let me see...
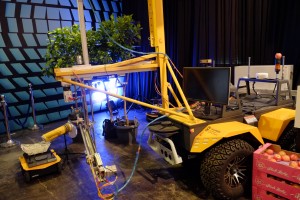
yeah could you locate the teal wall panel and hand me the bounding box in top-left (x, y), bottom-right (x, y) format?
top-left (32, 90), bottom-right (46, 98)
top-left (0, 49), bottom-right (9, 61)
top-left (27, 77), bottom-right (44, 85)
top-left (2, 93), bottom-right (18, 103)
top-left (12, 77), bottom-right (28, 87)
top-left (22, 19), bottom-right (34, 33)
top-left (0, 64), bottom-right (13, 76)
top-left (34, 6), bottom-right (47, 19)
top-left (0, 79), bottom-right (16, 90)
top-left (5, 3), bottom-right (16, 18)
top-left (7, 18), bottom-right (18, 32)
top-left (35, 19), bottom-right (49, 33)
top-left (25, 63), bottom-right (42, 72)
top-left (36, 34), bottom-right (47, 46)
top-left (0, 34), bottom-right (5, 47)
top-left (20, 4), bottom-right (32, 18)
top-left (10, 49), bottom-right (26, 60)
top-left (8, 33), bottom-right (22, 47)
top-left (24, 49), bottom-right (40, 60)
top-left (14, 91), bottom-right (30, 100)
top-left (11, 63), bottom-right (28, 74)
top-left (0, 0), bottom-right (122, 135)
top-left (23, 34), bottom-right (37, 46)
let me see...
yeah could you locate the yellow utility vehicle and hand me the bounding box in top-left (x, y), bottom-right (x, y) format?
top-left (52, 0), bottom-right (299, 199)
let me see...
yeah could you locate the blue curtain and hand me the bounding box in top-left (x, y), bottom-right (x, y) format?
top-left (124, 0), bottom-right (300, 93)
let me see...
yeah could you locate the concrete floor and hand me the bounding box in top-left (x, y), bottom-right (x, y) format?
top-left (0, 108), bottom-right (215, 200)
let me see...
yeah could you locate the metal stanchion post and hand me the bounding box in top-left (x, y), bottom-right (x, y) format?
top-left (28, 83), bottom-right (43, 130)
top-left (0, 95), bottom-right (17, 147)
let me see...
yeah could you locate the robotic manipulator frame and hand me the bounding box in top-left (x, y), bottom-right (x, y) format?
top-left (50, 0), bottom-right (234, 198)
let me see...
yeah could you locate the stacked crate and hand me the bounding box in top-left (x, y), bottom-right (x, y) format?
top-left (253, 143), bottom-right (300, 199)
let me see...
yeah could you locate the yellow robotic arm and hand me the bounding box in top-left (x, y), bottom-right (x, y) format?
top-left (41, 122), bottom-right (77, 142)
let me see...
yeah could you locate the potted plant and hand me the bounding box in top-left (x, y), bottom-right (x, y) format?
top-left (43, 14), bottom-right (141, 75)
top-left (44, 14), bottom-right (142, 143)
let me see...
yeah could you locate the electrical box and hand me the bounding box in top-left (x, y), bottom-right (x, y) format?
top-left (234, 65), bottom-right (293, 91)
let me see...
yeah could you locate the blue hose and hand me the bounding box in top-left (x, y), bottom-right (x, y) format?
top-left (114, 114), bottom-right (168, 197)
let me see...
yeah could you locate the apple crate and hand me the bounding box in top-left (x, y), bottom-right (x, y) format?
top-left (253, 186), bottom-right (282, 200)
top-left (252, 143), bottom-right (300, 200)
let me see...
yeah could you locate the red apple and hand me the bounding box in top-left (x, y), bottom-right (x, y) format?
top-left (282, 155), bottom-right (290, 162)
top-left (290, 153), bottom-right (299, 161)
top-left (273, 154), bottom-right (282, 161)
top-left (263, 153), bottom-right (273, 160)
top-left (268, 158), bottom-right (277, 162)
top-left (289, 161), bottom-right (299, 168)
top-left (266, 149), bottom-right (274, 155)
top-left (278, 150), bottom-right (286, 156)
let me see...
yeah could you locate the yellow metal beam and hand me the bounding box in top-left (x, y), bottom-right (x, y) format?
top-left (54, 54), bottom-right (158, 78)
top-left (60, 78), bottom-right (204, 125)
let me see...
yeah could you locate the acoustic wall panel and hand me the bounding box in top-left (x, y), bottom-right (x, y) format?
top-left (23, 34), bottom-right (38, 46)
top-left (7, 18), bottom-right (18, 32)
top-left (45, 100), bottom-right (59, 108)
top-left (24, 49), bottom-right (40, 59)
top-left (59, 8), bottom-right (72, 20)
top-left (59, 0), bottom-right (71, 7)
top-left (2, 93), bottom-right (18, 103)
top-left (25, 63), bottom-right (42, 72)
top-left (8, 33), bottom-right (22, 47)
top-left (35, 19), bottom-right (49, 33)
top-left (0, 34), bottom-right (5, 47)
top-left (45, 0), bottom-right (59, 5)
top-left (0, 49), bottom-right (9, 61)
top-left (37, 49), bottom-right (46, 57)
top-left (22, 19), bottom-right (34, 33)
top-left (17, 104), bottom-right (30, 114)
top-left (0, 64), bottom-right (12, 76)
top-left (36, 34), bottom-right (47, 45)
top-left (34, 6), bottom-right (47, 19)
top-left (111, 1), bottom-right (119, 12)
top-left (14, 91), bottom-right (30, 100)
top-left (48, 20), bottom-right (61, 31)
top-left (5, 3), bottom-right (16, 17)
top-left (10, 49), bottom-right (25, 60)
top-left (11, 63), bottom-right (28, 74)
top-left (47, 7), bottom-right (60, 19)
top-left (8, 107), bottom-right (20, 117)
top-left (12, 78), bottom-right (28, 87)
top-left (27, 77), bottom-right (44, 84)
top-left (0, 0), bottom-right (122, 135)
top-left (20, 4), bottom-right (32, 18)
top-left (102, 1), bottom-right (109, 11)
top-left (0, 79), bottom-right (15, 90)
top-left (32, 90), bottom-right (46, 98)
top-left (31, 0), bottom-right (44, 4)
top-left (34, 102), bottom-right (48, 111)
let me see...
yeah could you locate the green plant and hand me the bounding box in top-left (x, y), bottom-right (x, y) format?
top-left (43, 14), bottom-right (141, 76)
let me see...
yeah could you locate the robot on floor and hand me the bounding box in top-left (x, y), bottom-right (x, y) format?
top-left (19, 121), bottom-right (77, 182)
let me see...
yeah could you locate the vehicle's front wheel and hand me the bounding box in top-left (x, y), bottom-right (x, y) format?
top-left (200, 139), bottom-right (254, 200)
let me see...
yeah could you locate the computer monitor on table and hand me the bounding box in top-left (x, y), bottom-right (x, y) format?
top-left (183, 67), bottom-right (231, 115)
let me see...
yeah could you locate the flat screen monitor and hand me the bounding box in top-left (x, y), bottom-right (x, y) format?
top-left (183, 67), bottom-right (231, 105)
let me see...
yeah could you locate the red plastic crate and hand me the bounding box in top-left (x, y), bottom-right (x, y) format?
top-left (252, 185), bottom-right (281, 200)
top-left (252, 143), bottom-right (300, 200)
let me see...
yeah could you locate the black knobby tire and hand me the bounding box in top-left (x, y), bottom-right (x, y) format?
top-left (200, 139), bottom-right (254, 200)
top-left (277, 121), bottom-right (299, 152)
top-left (24, 171), bottom-right (31, 182)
